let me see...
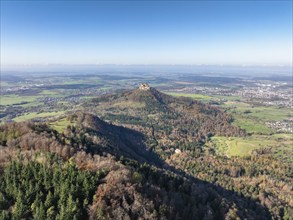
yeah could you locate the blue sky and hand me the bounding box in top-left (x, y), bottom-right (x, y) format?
top-left (1, 1), bottom-right (292, 66)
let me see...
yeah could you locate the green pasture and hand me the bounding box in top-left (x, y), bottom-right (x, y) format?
top-left (227, 104), bottom-right (292, 122)
top-left (166, 93), bottom-right (291, 134)
top-left (0, 95), bottom-right (39, 106)
top-left (167, 92), bottom-right (212, 100)
top-left (213, 95), bottom-right (242, 101)
top-left (220, 100), bottom-right (292, 134)
top-left (167, 92), bottom-right (242, 102)
top-left (245, 107), bottom-right (292, 121)
top-left (49, 117), bottom-right (75, 133)
top-left (272, 133), bottom-right (293, 139)
top-left (40, 90), bottom-right (60, 96)
top-left (13, 111), bottom-right (65, 122)
top-left (221, 101), bottom-right (251, 108)
top-left (60, 77), bottom-right (101, 85)
top-left (211, 135), bottom-right (293, 162)
top-left (232, 115), bottom-right (273, 134)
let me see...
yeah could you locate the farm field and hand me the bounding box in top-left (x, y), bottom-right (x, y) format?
top-left (224, 102), bottom-right (292, 122)
top-left (232, 115), bottom-right (273, 134)
top-left (13, 111), bottom-right (65, 122)
top-left (168, 92), bottom-right (292, 134)
top-left (166, 92), bottom-right (212, 100)
top-left (0, 95), bottom-right (39, 106)
top-left (168, 91), bottom-right (293, 163)
top-left (210, 135), bottom-right (293, 162)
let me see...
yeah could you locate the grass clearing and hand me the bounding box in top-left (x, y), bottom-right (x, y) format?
top-left (247, 107), bottom-right (292, 121)
top-left (0, 95), bottom-right (39, 106)
top-left (211, 135), bottom-right (293, 162)
top-left (221, 101), bottom-right (292, 134)
top-left (60, 77), bottom-right (100, 85)
top-left (167, 92), bottom-right (211, 100)
top-left (40, 90), bottom-right (60, 96)
top-left (272, 133), bottom-right (293, 140)
top-left (232, 115), bottom-right (273, 134)
top-left (13, 111), bottom-right (65, 122)
top-left (223, 102), bottom-right (292, 122)
top-left (167, 92), bottom-right (242, 102)
top-left (222, 101), bottom-right (251, 108)
top-left (211, 136), bottom-right (264, 157)
top-left (49, 117), bottom-right (75, 133)
top-left (213, 95), bottom-right (242, 101)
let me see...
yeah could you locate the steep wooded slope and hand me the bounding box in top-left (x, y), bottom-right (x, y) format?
top-left (0, 113), bottom-right (272, 220)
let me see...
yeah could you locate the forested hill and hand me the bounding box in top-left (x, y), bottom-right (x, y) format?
top-left (0, 113), bottom-right (272, 219)
top-left (84, 84), bottom-right (245, 153)
top-left (0, 85), bottom-right (292, 219)
top-left (0, 112), bottom-right (160, 165)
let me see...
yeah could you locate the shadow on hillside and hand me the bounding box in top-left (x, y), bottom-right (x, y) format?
top-left (88, 122), bottom-right (272, 219)
top-left (84, 122), bottom-right (164, 166)
top-left (0, 118), bottom-right (272, 219)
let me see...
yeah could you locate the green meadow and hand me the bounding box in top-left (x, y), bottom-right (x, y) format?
top-left (169, 92), bottom-right (293, 163)
top-left (13, 111), bottom-right (65, 122)
top-left (168, 92), bottom-right (292, 134)
top-left (166, 92), bottom-right (212, 100)
top-left (224, 101), bottom-right (292, 122)
top-left (232, 115), bottom-right (273, 134)
top-left (224, 102), bottom-right (292, 134)
top-left (49, 117), bottom-right (75, 133)
top-left (0, 95), bottom-right (39, 106)
top-left (39, 90), bottom-right (60, 96)
top-left (211, 135), bottom-right (293, 162)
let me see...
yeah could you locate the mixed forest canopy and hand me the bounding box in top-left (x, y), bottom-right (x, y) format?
top-left (0, 84), bottom-right (292, 219)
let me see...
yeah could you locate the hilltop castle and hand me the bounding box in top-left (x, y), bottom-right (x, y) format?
top-left (139, 83), bottom-right (150, 90)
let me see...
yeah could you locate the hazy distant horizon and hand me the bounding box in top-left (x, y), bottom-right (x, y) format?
top-left (1, 64), bottom-right (292, 77)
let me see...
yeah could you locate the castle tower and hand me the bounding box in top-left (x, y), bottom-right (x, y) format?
top-left (139, 83), bottom-right (150, 90)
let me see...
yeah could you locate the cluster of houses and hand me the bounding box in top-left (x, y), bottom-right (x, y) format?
top-left (266, 120), bottom-right (293, 133)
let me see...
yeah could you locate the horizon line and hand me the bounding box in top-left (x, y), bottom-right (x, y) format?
top-left (1, 63), bottom-right (292, 67)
